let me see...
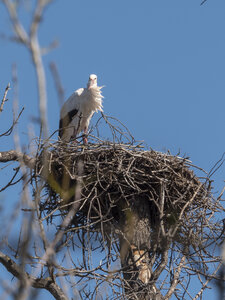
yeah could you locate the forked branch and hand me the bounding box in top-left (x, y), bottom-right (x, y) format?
top-left (0, 251), bottom-right (68, 300)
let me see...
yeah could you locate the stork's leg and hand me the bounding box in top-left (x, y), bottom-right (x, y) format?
top-left (83, 127), bottom-right (88, 145)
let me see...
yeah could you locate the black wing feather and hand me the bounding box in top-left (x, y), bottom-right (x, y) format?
top-left (59, 108), bottom-right (79, 138)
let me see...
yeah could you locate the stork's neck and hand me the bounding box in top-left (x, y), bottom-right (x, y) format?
top-left (86, 86), bottom-right (99, 98)
top-left (83, 86), bottom-right (103, 113)
top-left (87, 82), bottom-right (97, 89)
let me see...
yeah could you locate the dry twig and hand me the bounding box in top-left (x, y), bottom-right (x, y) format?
top-left (0, 83), bottom-right (10, 113)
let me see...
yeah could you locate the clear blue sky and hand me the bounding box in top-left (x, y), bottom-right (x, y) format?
top-left (0, 0), bottom-right (225, 299)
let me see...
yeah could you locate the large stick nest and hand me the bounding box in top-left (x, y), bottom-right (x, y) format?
top-left (38, 140), bottom-right (213, 249)
top-left (33, 116), bottom-right (223, 299)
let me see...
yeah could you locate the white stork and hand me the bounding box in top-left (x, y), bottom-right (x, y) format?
top-left (59, 74), bottom-right (104, 144)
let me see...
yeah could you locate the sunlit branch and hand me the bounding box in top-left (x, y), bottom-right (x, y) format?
top-left (0, 83), bottom-right (10, 113)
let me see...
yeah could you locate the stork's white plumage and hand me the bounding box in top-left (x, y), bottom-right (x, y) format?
top-left (59, 74), bottom-right (103, 144)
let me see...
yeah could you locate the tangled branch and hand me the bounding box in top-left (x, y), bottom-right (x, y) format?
top-left (34, 137), bottom-right (223, 299)
top-left (2, 0), bottom-right (55, 138)
top-left (0, 251), bottom-right (68, 300)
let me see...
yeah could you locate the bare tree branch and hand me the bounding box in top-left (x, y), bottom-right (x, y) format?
top-left (49, 62), bottom-right (64, 105)
top-left (0, 150), bottom-right (35, 168)
top-left (0, 251), bottom-right (69, 300)
top-left (2, 0), bottom-right (55, 138)
top-left (165, 255), bottom-right (186, 299)
top-left (200, 0), bottom-right (208, 5)
top-left (29, 0), bottom-right (55, 138)
top-left (0, 107), bottom-right (24, 137)
top-left (1, 0), bottom-right (29, 45)
top-left (0, 83), bottom-right (10, 113)
top-left (193, 263), bottom-right (222, 300)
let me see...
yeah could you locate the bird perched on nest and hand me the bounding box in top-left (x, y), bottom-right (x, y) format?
top-left (59, 74), bottom-right (104, 144)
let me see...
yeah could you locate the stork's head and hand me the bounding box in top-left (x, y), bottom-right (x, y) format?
top-left (87, 74), bottom-right (97, 89)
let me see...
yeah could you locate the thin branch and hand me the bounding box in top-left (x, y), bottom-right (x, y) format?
top-left (49, 62), bottom-right (64, 106)
top-left (0, 150), bottom-right (35, 168)
top-left (200, 0), bottom-right (208, 5)
top-left (165, 255), bottom-right (186, 299)
top-left (0, 167), bottom-right (22, 192)
top-left (0, 251), bottom-right (69, 300)
top-left (30, 0), bottom-right (54, 38)
top-left (0, 83), bottom-right (10, 113)
top-left (2, 0), bottom-right (29, 45)
top-left (0, 107), bottom-right (24, 138)
top-left (2, 0), bottom-right (53, 138)
top-left (193, 263), bottom-right (222, 300)
top-left (29, 0), bottom-right (54, 138)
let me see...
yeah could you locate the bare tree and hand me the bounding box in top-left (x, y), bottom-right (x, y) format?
top-left (0, 1), bottom-right (224, 300)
